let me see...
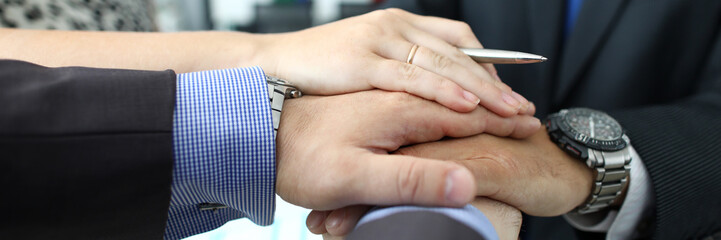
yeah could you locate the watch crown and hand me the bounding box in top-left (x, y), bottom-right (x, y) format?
top-left (287, 89), bottom-right (302, 98)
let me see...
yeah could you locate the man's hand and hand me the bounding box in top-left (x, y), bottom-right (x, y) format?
top-left (275, 90), bottom-right (540, 212)
top-left (396, 128), bottom-right (593, 216)
top-left (470, 197), bottom-right (523, 240)
top-left (309, 127), bottom-right (595, 237)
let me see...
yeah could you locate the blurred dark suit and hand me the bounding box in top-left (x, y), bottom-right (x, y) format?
top-left (385, 0), bottom-right (721, 239)
top-left (0, 60), bottom-right (175, 239)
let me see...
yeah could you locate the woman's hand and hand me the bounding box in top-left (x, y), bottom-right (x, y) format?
top-left (258, 9), bottom-right (532, 116)
top-left (0, 9), bottom-right (533, 116)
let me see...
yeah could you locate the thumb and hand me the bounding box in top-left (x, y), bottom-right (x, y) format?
top-left (345, 153), bottom-right (476, 207)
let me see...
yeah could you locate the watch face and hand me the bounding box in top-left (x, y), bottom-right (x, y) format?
top-left (560, 108), bottom-right (627, 151)
top-left (564, 109), bottom-right (623, 141)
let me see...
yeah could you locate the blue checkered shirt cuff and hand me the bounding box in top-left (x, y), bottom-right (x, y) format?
top-left (165, 67), bottom-right (276, 240)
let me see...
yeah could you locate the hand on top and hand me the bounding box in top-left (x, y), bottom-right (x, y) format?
top-left (258, 8), bottom-right (534, 116)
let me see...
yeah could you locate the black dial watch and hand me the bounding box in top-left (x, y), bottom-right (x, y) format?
top-left (546, 108), bottom-right (632, 214)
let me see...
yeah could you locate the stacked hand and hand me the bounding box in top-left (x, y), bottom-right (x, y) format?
top-left (265, 7), bottom-right (543, 221)
top-left (258, 8), bottom-right (533, 116)
top-left (260, 8), bottom-right (555, 239)
top-left (307, 129), bottom-right (595, 237)
top-left (0, 7), bottom-right (607, 240)
top-left (275, 90), bottom-right (541, 211)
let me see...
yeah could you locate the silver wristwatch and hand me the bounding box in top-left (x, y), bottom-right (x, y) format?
top-left (266, 75), bottom-right (302, 138)
top-left (546, 108), bottom-right (632, 214)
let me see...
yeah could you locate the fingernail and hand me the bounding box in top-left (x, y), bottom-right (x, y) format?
top-left (501, 92), bottom-right (521, 111)
top-left (445, 169), bottom-right (470, 205)
top-left (307, 212), bottom-right (323, 229)
top-left (462, 90), bottom-right (481, 105)
top-left (511, 91), bottom-right (529, 105)
top-left (326, 211), bottom-right (344, 229)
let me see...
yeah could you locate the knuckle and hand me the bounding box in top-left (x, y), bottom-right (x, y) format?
top-left (439, 76), bottom-right (457, 89)
top-left (454, 48), bottom-right (471, 60)
top-left (465, 114), bottom-right (487, 134)
top-left (452, 21), bottom-right (478, 45)
top-left (385, 8), bottom-right (405, 14)
top-left (396, 160), bottom-right (423, 202)
top-left (494, 118), bottom-right (517, 137)
top-left (437, 77), bottom-right (459, 96)
top-left (485, 64), bottom-right (499, 76)
top-left (478, 78), bottom-right (499, 93)
top-left (431, 50), bottom-right (453, 71)
top-left (493, 78), bottom-right (507, 89)
top-left (455, 21), bottom-right (473, 34)
top-left (367, 9), bottom-right (393, 22)
top-left (399, 63), bottom-right (421, 86)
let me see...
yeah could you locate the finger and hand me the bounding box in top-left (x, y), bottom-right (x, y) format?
top-left (343, 153), bottom-right (476, 207)
top-left (360, 93), bottom-right (539, 149)
top-left (404, 32), bottom-right (512, 94)
top-left (391, 138), bottom-right (511, 206)
top-left (390, 96), bottom-right (540, 145)
top-left (325, 205), bottom-right (372, 236)
top-left (392, 25), bottom-right (534, 113)
top-left (373, 54), bottom-right (521, 116)
top-left (483, 113), bottom-right (542, 139)
top-left (523, 101), bottom-right (536, 116)
top-left (391, 22), bottom-right (535, 114)
top-left (307, 210), bottom-right (331, 234)
top-left (449, 158), bottom-right (522, 212)
top-left (369, 58), bottom-right (480, 113)
top-left (387, 23), bottom-right (509, 93)
top-left (385, 8), bottom-right (499, 76)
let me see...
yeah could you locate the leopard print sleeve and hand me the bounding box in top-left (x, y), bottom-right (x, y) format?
top-left (0, 0), bottom-right (155, 31)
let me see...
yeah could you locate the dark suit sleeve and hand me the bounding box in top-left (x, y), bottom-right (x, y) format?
top-left (607, 28), bottom-right (721, 239)
top-left (0, 60), bottom-right (176, 239)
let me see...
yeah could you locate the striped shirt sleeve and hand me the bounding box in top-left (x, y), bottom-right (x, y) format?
top-left (164, 67), bottom-right (276, 240)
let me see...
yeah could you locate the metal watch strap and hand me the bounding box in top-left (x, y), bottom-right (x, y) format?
top-left (577, 145), bottom-right (632, 214)
top-left (266, 75), bottom-right (302, 139)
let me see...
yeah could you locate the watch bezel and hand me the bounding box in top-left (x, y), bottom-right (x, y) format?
top-left (557, 108), bottom-right (627, 151)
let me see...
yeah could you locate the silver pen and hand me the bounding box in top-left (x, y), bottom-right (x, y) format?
top-left (460, 48), bottom-right (548, 64)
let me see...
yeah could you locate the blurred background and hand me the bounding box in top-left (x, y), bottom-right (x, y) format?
top-left (153, 1), bottom-right (383, 239)
top-left (154, 0), bottom-right (383, 33)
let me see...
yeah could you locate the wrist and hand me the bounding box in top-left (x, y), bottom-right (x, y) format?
top-left (193, 31), bottom-right (279, 74)
top-left (535, 127), bottom-right (594, 210)
top-left (244, 32), bottom-right (287, 78)
top-left (545, 108), bottom-right (632, 214)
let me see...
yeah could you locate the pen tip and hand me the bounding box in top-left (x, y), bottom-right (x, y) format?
top-left (540, 57), bottom-right (548, 62)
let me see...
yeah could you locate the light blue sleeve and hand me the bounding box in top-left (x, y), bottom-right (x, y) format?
top-left (356, 204), bottom-right (500, 240)
top-left (164, 67), bottom-right (276, 240)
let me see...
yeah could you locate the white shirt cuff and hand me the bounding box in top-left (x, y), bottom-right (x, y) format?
top-left (564, 145), bottom-right (654, 239)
